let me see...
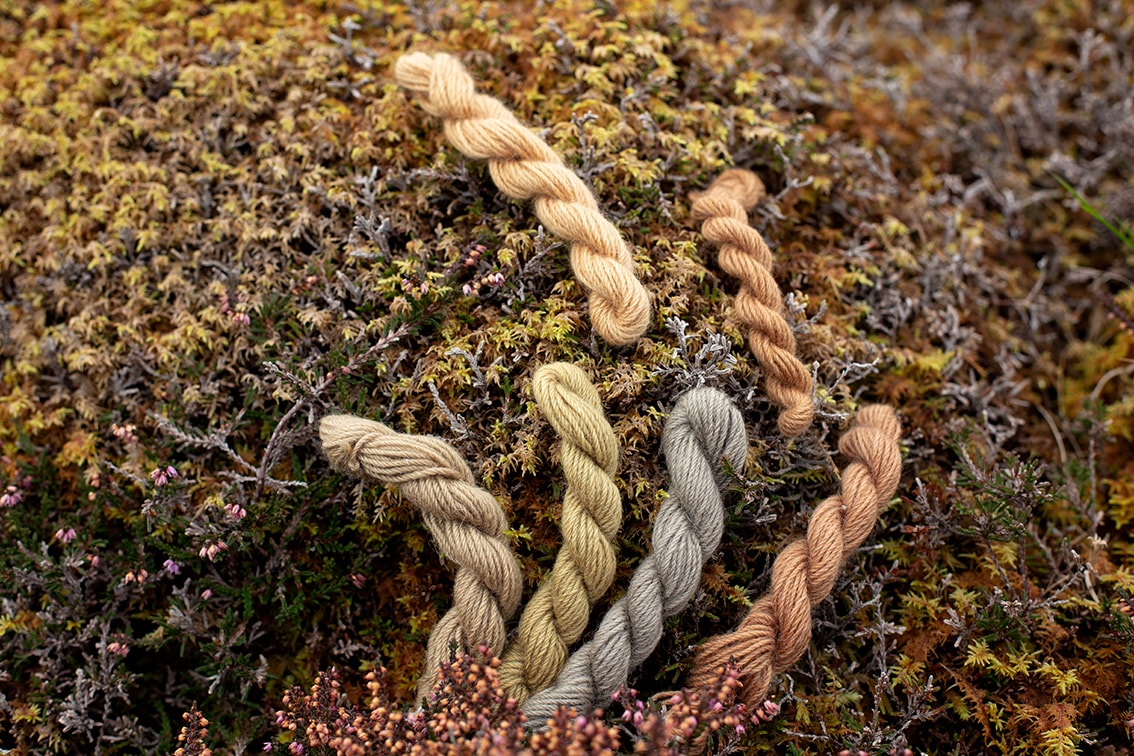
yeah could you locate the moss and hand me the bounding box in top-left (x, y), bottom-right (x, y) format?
top-left (1, 0), bottom-right (1132, 753)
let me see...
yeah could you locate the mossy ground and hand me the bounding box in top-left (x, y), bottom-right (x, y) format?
top-left (1, 0), bottom-right (1132, 753)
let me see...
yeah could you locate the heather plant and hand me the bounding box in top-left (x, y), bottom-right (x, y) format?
top-left (1, 0), bottom-right (1133, 754)
top-left (249, 649), bottom-right (753, 755)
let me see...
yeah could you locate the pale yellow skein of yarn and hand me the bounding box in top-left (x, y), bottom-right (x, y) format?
top-left (496, 362), bottom-right (623, 704)
top-left (395, 51), bottom-right (652, 346)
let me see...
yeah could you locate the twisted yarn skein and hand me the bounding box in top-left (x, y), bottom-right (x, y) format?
top-left (318, 415), bottom-right (523, 702)
top-left (690, 169), bottom-right (815, 437)
top-left (521, 387), bottom-right (748, 725)
top-left (395, 51), bottom-right (651, 346)
top-left (497, 363), bottom-right (622, 704)
top-left (687, 404), bottom-right (902, 709)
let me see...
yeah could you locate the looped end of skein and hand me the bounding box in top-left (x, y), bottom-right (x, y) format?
top-left (319, 414), bottom-right (383, 479)
top-left (532, 362), bottom-right (619, 474)
top-left (850, 404), bottom-right (901, 440)
top-left (667, 387), bottom-right (748, 479)
top-left (776, 400), bottom-right (814, 439)
top-left (690, 168), bottom-right (766, 217)
top-left (394, 51), bottom-right (436, 94)
top-left (837, 404), bottom-right (902, 505)
top-left (589, 285), bottom-right (652, 347)
top-left (533, 362), bottom-right (601, 408)
top-left (395, 50), bottom-right (483, 120)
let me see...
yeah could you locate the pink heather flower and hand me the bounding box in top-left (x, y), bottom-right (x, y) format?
top-left (150, 466), bottom-right (179, 487)
top-left (123, 569), bottom-right (148, 584)
top-left (90, 555), bottom-right (100, 568)
top-left (489, 272), bottom-right (505, 286)
top-left (201, 589), bottom-right (213, 600)
top-left (107, 641), bottom-right (130, 657)
top-left (462, 283), bottom-right (474, 296)
top-left (350, 573), bottom-right (365, 589)
top-left (54, 527), bottom-right (77, 544)
top-left (111, 423), bottom-right (138, 444)
top-left (232, 311), bottom-right (251, 326)
top-left (0, 485), bottom-right (22, 507)
top-left (289, 743), bottom-right (304, 755)
top-left (224, 502), bottom-right (247, 520)
top-left (162, 559), bottom-right (181, 576)
top-left (264, 744), bottom-right (273, 752)
top-left (199, 540), bottom-right (228, 562)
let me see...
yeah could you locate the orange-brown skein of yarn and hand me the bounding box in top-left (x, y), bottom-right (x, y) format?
top-left (690, 168), bottom-right (815, 437)
top-left (395, 51), bottom-right (651, 347)
top-left (687, 404), bottom-right (902, 709)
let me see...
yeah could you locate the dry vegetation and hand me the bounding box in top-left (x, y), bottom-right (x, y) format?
top-left (1, 0), bottom-right (1132, 753)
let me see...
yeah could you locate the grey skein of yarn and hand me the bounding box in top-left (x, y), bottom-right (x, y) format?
top-left (521, 386), bottom-right (748, 724)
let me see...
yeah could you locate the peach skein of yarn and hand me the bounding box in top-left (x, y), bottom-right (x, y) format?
top-left (690, 169), bottom-right (815, 437)
top-left (687, 404), bottom-right (902, 710)
top-left (394, 51), bottom-right (651, 347)
top-left (318, 415), bottom-right (524, 703)
top-left (496, 362), bottom-right (622, 704)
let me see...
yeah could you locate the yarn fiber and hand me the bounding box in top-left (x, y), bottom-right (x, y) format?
top-left (521, 387), bottom-right (748, 725)
top-left (318, 415), bottom-right (523, 702)
top-left (691, 168), bottom-right (815, 437)
top-left (497, 363), bottom-right (622, 704)
top-left (687, 404), bottom-right (902, 709)
top-left (395, 51), bottom-right (651, 346)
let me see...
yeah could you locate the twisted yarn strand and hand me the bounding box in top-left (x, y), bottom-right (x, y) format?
top-left (395, 51), bottom-right (651, 346)
top-left (318, 416), bottom-right (523, 702)
top-left (687, 404), bottom-right (901, 709)
top-left (497, 363), bottom-right (622, 704)
top-left (522, 387), bottom-right (748, 725)
top-left (691, 168), bottom-right (815, 437)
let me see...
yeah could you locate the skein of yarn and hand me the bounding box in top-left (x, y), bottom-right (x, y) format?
top-left (394, 51), bottom-right (651, 346)
top-left (318, 415), bottom-right (523, 703)
top-left (521, 387), bottom-right (748, 725)
top-left (690, 168), bottom-right (815, 437)
top-left (686, 404), bottom-right (902, 709)
top-left (497, 363), bottom-right (623, 704)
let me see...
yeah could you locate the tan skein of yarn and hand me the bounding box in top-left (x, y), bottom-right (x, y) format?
top-left (687, 404), bottom-right (902, 709)
top-left (318, 415), bottom-right (523, 703)
top-left (497, 362), bottom-right (622, 704)
top-left (394, 51), bottom-right (651, 346)
top-left (690, 168), bottom-right (815, 437)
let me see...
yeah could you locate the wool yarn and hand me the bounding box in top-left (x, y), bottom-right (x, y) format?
top-left (497, 362), bottom-right (622, 704)
top-left (690, 168), bottom-right (815, 437)
top-left (687, 404), bottom-right (902, 709)
top-left (521, 387), bottom-right (748, 725)
top-left (318, 415), bottom-right (523, 702)
top-left (395, 51), bottom-right (651, 346)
